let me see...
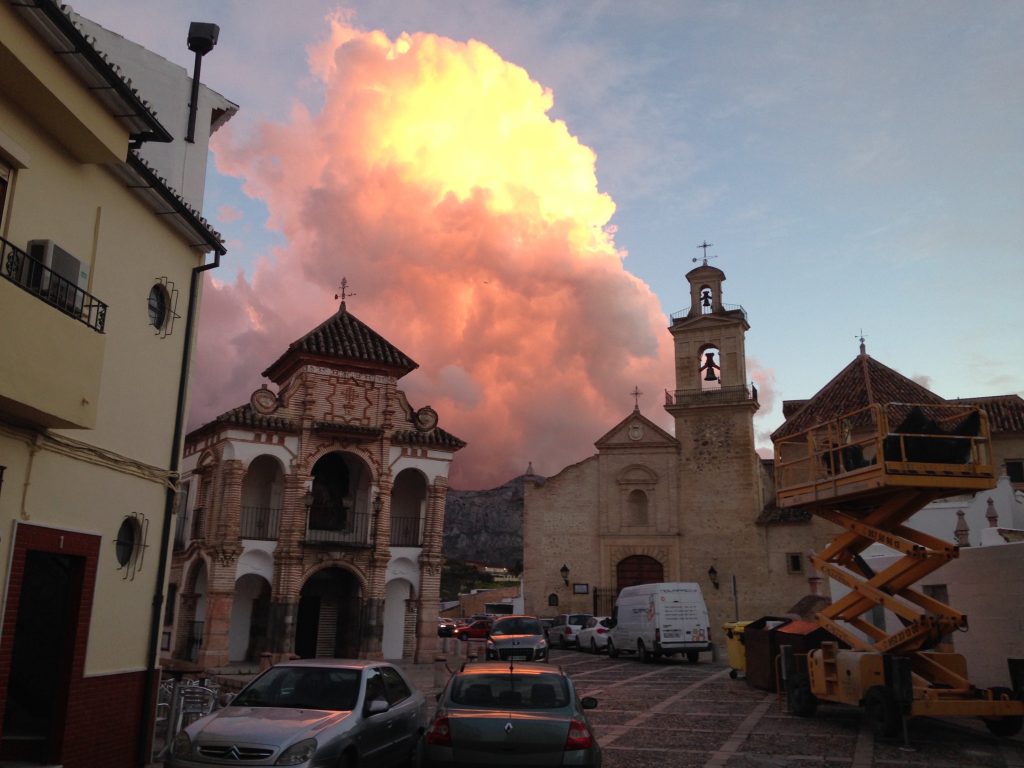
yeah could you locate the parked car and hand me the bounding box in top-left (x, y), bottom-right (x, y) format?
top-left (486, 615), bottom-right (549, 662)
top-left (167, 658), bottom-right (426, 768)
top-left (453, 618), bottom-right (492, 641)
top-left (577, 616), bottom-right (614, 653)
top-left (538, 617), bottom-right (555, 640)
top-left (438, 618), bottom-right (457, 637)
top-left (423, 661), bottom-right (601, 767)
top-left (549, 613), bottom-right (593, 649)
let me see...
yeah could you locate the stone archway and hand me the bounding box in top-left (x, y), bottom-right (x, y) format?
top-left (229, 573), bottom-right (272, 663)
top-left (382, 578), bottom-right (414, 659)
top-left (616, 555), bottom-right (664, 593)
top-left (296, 567), bottom-right (363, 658)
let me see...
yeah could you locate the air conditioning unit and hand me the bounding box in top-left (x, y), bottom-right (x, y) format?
top-left (27, 239), bottom-right (90, 313)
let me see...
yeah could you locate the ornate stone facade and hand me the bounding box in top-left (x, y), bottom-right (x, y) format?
top-left (168, 302), bottom-right (464, 667)
top-left (522, 264), bottom-right (834, 648)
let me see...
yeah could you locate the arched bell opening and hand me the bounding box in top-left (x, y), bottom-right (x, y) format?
top-left (698, 344), bottom-right (722, 392)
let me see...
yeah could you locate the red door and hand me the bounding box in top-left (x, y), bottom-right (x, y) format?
top-left (615, 555), bottom-right (663, 593)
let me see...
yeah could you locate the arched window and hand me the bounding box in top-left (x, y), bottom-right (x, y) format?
top-left (699, 346), bottom-right (722, 392)
top-left (626, 489), bottom-right (648, 526)
top-left (699, 284), bottom-right (714, 314)
top-left (547, 593), bottom-right (559, 607)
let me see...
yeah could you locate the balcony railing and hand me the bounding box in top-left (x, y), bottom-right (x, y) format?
top-left (1, 236), bottom-right (107, 332)
top-left (305, 509), bottom-right (371, 546)
top-left (240, 505), bottom-right (281, 540)
top-left (390, 516), bottom-right (422, 547)
top-left (670, 302), bottom-right (747, 323)
top-left (669, 384), bottom-right (758, 407)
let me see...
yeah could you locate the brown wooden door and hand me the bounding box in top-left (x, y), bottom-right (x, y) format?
top-left (615, 555), bottom-right (664, 593)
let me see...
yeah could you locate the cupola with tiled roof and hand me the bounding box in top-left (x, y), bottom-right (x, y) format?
top-left (771, 341), bottom-right (946, 441)
top-left (261, 301), bottom-right (418, 384)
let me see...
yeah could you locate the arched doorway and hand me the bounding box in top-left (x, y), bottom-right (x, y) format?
top-left (616, 555), bottom-right (664, 593)
top-left (176, 559), bottom-right (207, 662)
top-left (296, 567), bottom-right (363, 658)
top-left (229, 573), bottom-right (271, 663)
top-left (382, 579), bottom-right (414, 659)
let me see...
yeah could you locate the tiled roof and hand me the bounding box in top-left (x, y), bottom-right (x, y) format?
top-left (392, 427), bottom-right (467, 450)
top-left (12, 0), bottom-right (172, 143)
top-left (950, 395), bottom-right (1024, 434)
top-left (771, 354), bottom-right (945, 440)
top-left (262, 305), bottom-right (418, 381)
top-left (187, 404), bottom-right (297, 441)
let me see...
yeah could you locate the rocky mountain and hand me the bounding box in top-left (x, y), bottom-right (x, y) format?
top-left (443, 474), bottom-right (534, 567)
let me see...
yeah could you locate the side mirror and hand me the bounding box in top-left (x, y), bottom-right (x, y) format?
top-left (366, 698), bottom-right (389, 716)
top-left (580, 696), bottom-right (598, 710)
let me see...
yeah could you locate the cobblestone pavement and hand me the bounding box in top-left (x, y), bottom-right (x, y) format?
top-left (538, 648), bottom-right (1024, 768)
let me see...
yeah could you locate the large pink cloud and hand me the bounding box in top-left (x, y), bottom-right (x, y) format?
top-left (193, 17), bottom-right (685, 488)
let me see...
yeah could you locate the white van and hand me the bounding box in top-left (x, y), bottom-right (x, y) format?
top-left (608, 582), bottom-right (712, 662)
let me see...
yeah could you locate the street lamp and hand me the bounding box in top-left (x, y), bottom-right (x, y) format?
top-left (707, 565), bottom-right (719, 589)
top-left (560, 563), bottom-right (570, 586)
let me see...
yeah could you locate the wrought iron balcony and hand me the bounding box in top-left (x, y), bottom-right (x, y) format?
top-left (240, 505), bottom-right (281, 541)
top-left (390, 516), bottom-right (422, 547)
top-left (669, 302), bottom-right (747, 323)
top-left (305, 508), bottom-right (371, 546)
top-left (1, 236), bottom-right (107, 332)
top-left (669, 384), bottom-right (758, 407)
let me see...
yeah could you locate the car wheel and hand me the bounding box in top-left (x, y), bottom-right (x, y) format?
top-left (560, 633), bottom-right (568, 650)
top-left (590, 638), bottom-right (599, 654)
top-left (686, 650), bottom-right (699, 663)
top-left (638, 640), bottom-right (651, 663)
top-left (607, 638), bottom-right (619, 658)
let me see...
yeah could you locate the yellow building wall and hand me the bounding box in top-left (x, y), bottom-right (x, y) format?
top-left (0, 33), bottom-right (204, 678)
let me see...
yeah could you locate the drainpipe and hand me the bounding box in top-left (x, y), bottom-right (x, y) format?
top-left (139, 250), bottom-right (220, 767)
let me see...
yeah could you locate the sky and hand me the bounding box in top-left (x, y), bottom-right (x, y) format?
top-left (72, 1), bottom-right (1023, 489)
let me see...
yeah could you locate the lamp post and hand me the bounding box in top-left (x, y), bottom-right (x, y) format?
top-left (708, 565), bottom-right (720, 589)
top-left (560, 563), bottom-right (570, 586)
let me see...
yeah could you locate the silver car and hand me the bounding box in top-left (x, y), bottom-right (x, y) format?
top-left (167, 659), bottom-right (426, 768)
top-left (485, 615), bottom-right (549, 662)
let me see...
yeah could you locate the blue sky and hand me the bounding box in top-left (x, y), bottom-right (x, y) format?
top-left (72, 0), bottom-right (1023, 472)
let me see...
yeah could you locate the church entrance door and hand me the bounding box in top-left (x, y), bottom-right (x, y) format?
top-left (616, 555), bottom-right (664, 592)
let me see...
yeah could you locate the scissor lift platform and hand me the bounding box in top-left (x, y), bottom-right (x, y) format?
top-left (773, 402), bottom-right (1024, 737)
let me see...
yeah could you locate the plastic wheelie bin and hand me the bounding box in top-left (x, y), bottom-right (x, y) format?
top-left (723, 620), bottom-right (754, 679)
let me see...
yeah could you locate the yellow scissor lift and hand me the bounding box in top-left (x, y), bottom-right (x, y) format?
top-left (774, 402), bottom-right (1024, 738)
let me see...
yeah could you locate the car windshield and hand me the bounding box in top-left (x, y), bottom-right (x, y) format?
top-left (491, 618), bottom-right (543, 636)
top-left (568, 614), bottom-right (591, 625)
top-left (450, 673), bottom-right (570, 709)
top-left (232, 666), bottom-right (361, 711)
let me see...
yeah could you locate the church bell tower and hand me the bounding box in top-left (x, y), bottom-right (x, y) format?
top-left (666, 252), bottom-right (761, 538)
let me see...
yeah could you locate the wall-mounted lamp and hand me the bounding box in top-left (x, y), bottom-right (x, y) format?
top-left (708, 565), bottom-right (719, 589)
top-left (303, 487), bottom-right (314, 510)
top-left (560, 563), bottom-right (570, 586)
top-left (373, 494), bottom-right (383, 514)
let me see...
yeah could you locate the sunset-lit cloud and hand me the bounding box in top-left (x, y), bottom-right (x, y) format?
top-left (195, 16), bottom-right (675, 487)
top-left (217, 204), bottom-right (244, 223)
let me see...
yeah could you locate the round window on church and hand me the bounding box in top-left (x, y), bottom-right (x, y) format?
top-left (115, 516), bottom-right (141, 568)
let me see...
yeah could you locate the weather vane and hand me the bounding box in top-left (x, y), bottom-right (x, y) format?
top-left (693, 241), bottom-right (718, 266)
top-left (856, 329), bottom-right (866, 355)
top-left (335, 277), bottom-right (356, 307)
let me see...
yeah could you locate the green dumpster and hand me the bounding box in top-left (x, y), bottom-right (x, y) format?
top-left (723, 621), bottom-right (754, 679)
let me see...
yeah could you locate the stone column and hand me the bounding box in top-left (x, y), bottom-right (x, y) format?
top-left (197, 589), bottom-right (233, 668)
top-left (216, 459), bottom-right (245, 543)
top-left (415, 479), bottom-right (447, 662)
top-left (363, 475), bottom-right (392, 659)
top-left (270, 472), bottom-right (309, 660)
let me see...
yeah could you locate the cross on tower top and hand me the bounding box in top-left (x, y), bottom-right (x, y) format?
top-left (855, 329), bottom-right (866, 355)
top-left (335, 277), bottom-right (356, 309)
top-left (631, 386), bottom-right (643, 411)
top-left (693, 241), bottom-right (718, 266)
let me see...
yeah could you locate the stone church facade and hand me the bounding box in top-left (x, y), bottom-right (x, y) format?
top-left (522, 262), bottom-right (833, 646)
top-left (166, 300), bottom-right (464, 667)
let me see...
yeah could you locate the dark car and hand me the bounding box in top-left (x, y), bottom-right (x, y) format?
top-left (167, 659), bottom-right (426, 768)
top-left (452, 618), bottom-right (492, 641)
top-left (485, 615), bottom-right (549, 662)
top-left (423, 661), bottom-right (601, 766)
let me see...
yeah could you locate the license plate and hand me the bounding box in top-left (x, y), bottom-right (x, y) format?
top-left (510, 653), bottom-right (528, 660)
